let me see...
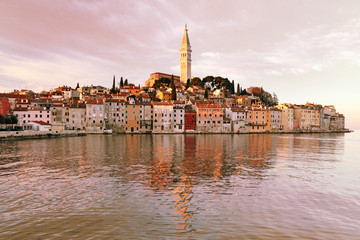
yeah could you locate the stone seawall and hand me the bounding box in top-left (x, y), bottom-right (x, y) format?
top-left (0, 130), bottom-right (87, 141)
top-left (0, 129), bottom-right (352, 141)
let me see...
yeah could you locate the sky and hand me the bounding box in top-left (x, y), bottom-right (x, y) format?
top-left (0, 0), bottom-right (359, 129)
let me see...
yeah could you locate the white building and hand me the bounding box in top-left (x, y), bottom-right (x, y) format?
top-left (173, 101), bottom-right (185, 133)
top-left (69, 103), bottom-right (86, 130)
top-left (153, 102), bottom-right (174, 133)
top-left (24, 121), bottom-right (52, 131)
top-left (86, 99), bottom-right (105, 132)
top-left (105, 99), bottom-right (125, 133)
top-left (14, 107), bottom-right (51, 126)
top-left (270, 108), bottom-right (282, 131)
top-left (139, 102), bottom-right (153, 133)
top-left (225, 107), bottom-right (248, 133)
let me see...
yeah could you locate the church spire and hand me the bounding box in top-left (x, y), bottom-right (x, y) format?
top-left (181, 24), bottom-right (191, 49)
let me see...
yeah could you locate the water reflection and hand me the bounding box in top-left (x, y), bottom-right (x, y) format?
top-left (0, 132), bottom-right (357, 240)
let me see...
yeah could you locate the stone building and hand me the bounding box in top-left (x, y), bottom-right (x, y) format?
top-left (180, 25), bottom-right (191, 83)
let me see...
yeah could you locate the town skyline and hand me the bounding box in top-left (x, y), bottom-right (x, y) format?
top-left (1, 1), bottom-right (359, 129)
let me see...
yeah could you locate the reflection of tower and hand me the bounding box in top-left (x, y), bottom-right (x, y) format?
top-left (170, 175), bottom-right (195, 237)
top-left (180, 24), bottom-right (192, 83)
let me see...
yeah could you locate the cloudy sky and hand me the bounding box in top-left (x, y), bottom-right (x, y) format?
top-left (1, 0), bottom-right (359, 129)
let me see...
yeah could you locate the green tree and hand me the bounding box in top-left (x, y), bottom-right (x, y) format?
top-left (120, 77), bottom-right (124, 87)
top-left (204, 88), bottom-right (209, 99)
top-left (0, 115), bottom-right (4, 124)
top-left (202, 76), bottom-right (214, 86)
top-left (190, 77), bottom-right (203, 87)
top-left (170, 75), bottom-right (176, 101)
top-left (153, 77), bottom-right (171, 89)
top-left (75, 82), bottom-right (80, 90)
top-left (4, 116), bottom-right (12, 124)
top-left (124, 79), bottom-right (128, 86)
top-left (9, 115), bottom-right (18, 125)
top-left (236, 83), bottom-right (240, 96)
top-left (240, 88), bottom-right (246, 95)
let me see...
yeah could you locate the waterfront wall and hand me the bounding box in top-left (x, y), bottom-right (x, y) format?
top-left (0, 130), bottom-right (86, 141)
top-left (0, 128), bottom-right (351, 141)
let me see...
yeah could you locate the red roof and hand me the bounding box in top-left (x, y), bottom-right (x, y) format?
top-left (30, 121), bottom-right (51, 125)
top-left (153, 102), bottom-right (173, 106)
top-left (196, 104), bottom-right (222, 109)
top-left (106, 99), bottom-right (125, 102)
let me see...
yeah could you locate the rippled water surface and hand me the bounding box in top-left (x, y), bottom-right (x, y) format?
top-left (1, 131), bottom-right (360, 239)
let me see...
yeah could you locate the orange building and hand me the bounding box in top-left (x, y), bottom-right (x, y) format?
top-left (196, 103), bottom-right (223, 132)
top-left (237, 95), bottom-right (252, 106)
top-left (124, 101), bottom-right (141, 133)
top-left (119, 85), bottom-right (140, 95)
top-left (247, 107), bottom-right (268, 132)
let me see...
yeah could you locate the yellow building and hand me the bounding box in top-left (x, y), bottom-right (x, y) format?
top-left (293, 105), bottom-right (316, 130)
top-left (156, 90), bottom-right (172, 102)
top-left (276, 103), bottom-right (294, 131)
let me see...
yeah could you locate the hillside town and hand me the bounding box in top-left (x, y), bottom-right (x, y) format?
top-left (0, 79), bottom-right (346, 134)
top-left (0, 25), bottom-right (346, 134)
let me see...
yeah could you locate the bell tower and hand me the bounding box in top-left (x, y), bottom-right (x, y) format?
top-left (180, 24), bottom-right (191, 83)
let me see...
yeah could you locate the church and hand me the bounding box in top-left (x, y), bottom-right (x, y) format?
top-left (145, 25), bottom-right (192, 87)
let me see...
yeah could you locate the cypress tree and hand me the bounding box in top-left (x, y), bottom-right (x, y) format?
top-left (75, 82), bottom-right (80, 90)
top-left (186, 79), bottom-right (190, 89)
top-left (204, 88), bottom-right (209, 99)
top-left (231, 80), bottom-right (235, 94)
top-left (124, 79), bottom-right (128, 86)
top-left (120, 77), bottom-right (124, 87)
top-left (171, 75), bottom-right (176, 101)
top-left (236, 83), bottom-right (240, 96)
top-left (111, 75), bottom-right (116, 93)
